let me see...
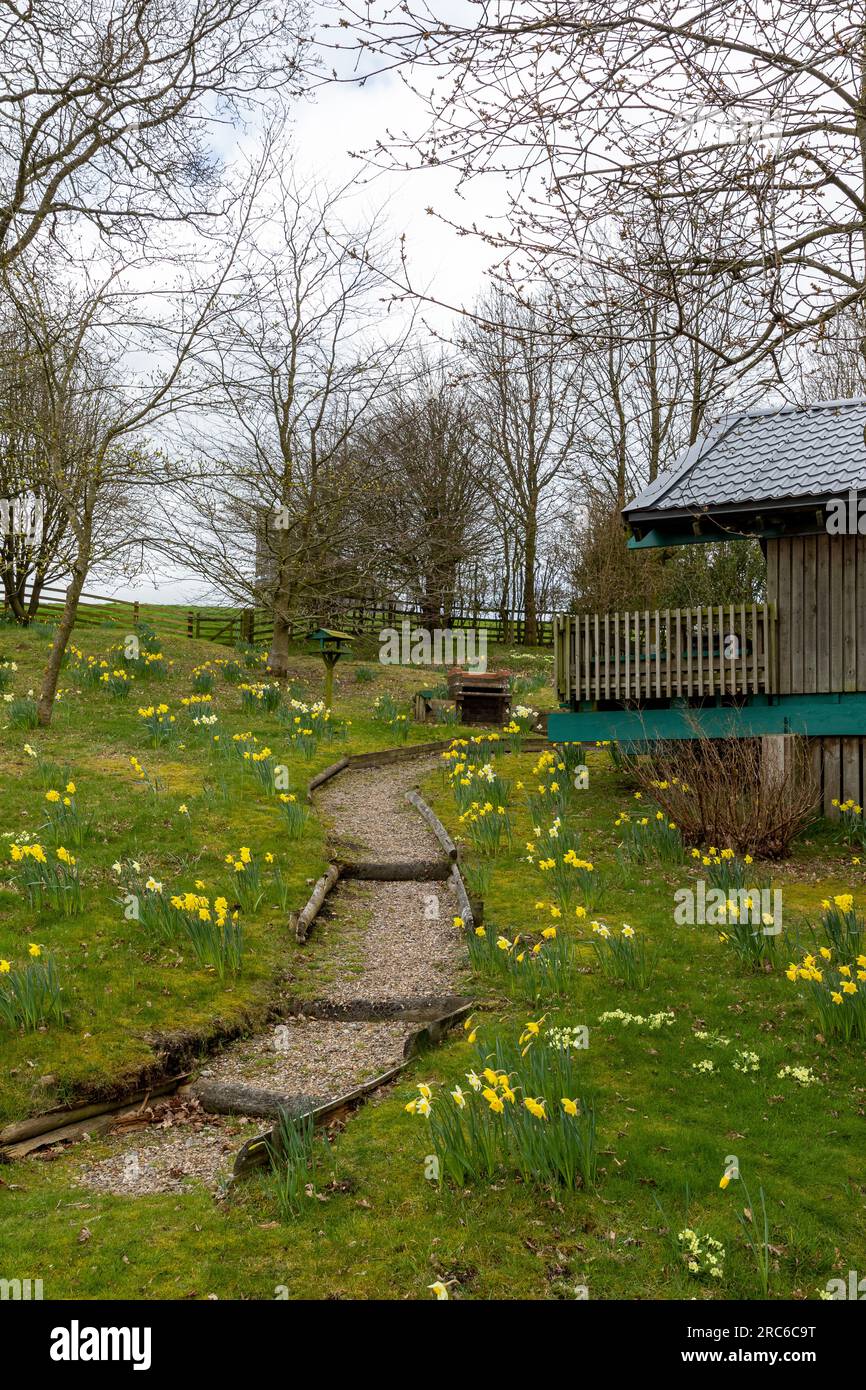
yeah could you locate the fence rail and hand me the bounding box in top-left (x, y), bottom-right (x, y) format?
top-left (3, 585), bottom-right (556, 651)
top-left (554, 604), bottom-right (777, 705)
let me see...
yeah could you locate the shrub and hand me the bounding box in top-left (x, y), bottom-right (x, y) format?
top-left (621, 733), bottom-right (818, 858)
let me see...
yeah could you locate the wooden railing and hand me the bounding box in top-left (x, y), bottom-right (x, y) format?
top-left (554, 604), bottom-right (777, 705)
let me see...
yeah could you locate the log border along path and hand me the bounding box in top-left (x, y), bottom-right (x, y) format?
top-left (230, 743), bottom-right (478, 1177)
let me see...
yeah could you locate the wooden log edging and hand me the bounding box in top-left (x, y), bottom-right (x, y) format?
top-left (450, 861), bottom-right (475, 932)
top-left (339, 857), bottom-right (450, 881)
top-left (291, 862), bottom-right (341, 942)
top-left (306, 757), bottom-right (349, 802)
top-left (231, 1000), bottom-right (473, 1179)
top-left (281, 993), bottom-right (472, 1023)
top-left (0, 1074), bottom-right (190, 1161)
top-left (405, 789), bottom-right (459, 861)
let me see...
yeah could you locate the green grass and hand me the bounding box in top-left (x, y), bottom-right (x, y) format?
top-left (0, 621), bottom-right (544, 1123)
top-left (1, 627), bottom-right (860, 1301)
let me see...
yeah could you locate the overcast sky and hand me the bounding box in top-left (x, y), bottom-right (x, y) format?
top-left (93, 6), bottom-right (501, 607)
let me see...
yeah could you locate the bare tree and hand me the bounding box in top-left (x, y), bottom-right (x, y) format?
top-left (169, 168), bottom-right (415, 675)
top-left (333, 1), bottom-right (866, 378)
top-left (462, 289), bottom-right (582, 645)
top-left (0, 307), bottom-right (73, 619)
top-left (0, 0), bottom-right (306, 269)
top-left (3, 187), bottom-right (254, 726)
top-left (360, 355), bottom-right (490, 626)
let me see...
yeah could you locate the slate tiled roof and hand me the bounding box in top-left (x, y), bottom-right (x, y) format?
top-left (624, 397), bottom-right (866, 520)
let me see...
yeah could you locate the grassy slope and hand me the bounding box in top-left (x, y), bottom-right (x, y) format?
top-left (0, 623), bottom-right (546, 1122)
top-left (1, 626), bottom-right (863, 1301)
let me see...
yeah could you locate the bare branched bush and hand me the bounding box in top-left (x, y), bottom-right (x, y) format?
top-left (620, 733), bottom-right (819, 859)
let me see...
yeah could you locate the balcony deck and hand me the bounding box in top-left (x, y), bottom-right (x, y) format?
top-left (554, 604), bottom-right (777, 707)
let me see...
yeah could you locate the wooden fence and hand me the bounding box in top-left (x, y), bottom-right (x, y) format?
top-left (3, 585), bottom-right (556, 651)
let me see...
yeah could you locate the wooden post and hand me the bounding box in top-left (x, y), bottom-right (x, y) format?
top-left (187, 609), bottom-right (194, 638)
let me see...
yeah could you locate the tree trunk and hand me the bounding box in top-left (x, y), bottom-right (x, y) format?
top-left (37, 562), bottom-right (86, 726)
top-left (522, 513), bottom-right (539, 646)
top-left (268, 606), bottom-right (291, 677)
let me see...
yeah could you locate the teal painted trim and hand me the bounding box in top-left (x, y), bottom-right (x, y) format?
top-left (547, 693), bottom-right (866, 743)
top-left (627, 525), bottom-right (783, 550)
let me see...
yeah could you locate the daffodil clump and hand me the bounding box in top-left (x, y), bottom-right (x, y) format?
top-left (279, 697), bottom-right (344, 742)
top-left (239, 680), bottom-right (282, 713)
top-left (525, 748), bottom-right (572, 823)
top-left (101, 666), bottom-right (133, 697)
top-left (0, 945), bottom-right (64, 1032)
top-left (9, 842), bottom-right (82, 914)
top-left (590, 920), bottom-right (655, 989)
top-left (190, 663), bottom-right (216, 694)
top-left (370, 692), bottom-right (411, 741)
top-left (240, 742), bottom-right (278, 792)
top-left (138, 650), bottom-right (170, 679)
top-left (677, 1228), bottom-right (726, 1281)
top-left (786, 946), bottom-right (866, 1040)
top-left (595, 737), bottom-right (624, 770)
top-left (224, 846), bottom-right (266, 913)
top-left (714, 892), bottom-right (779, 969)
top-left (128, 753), bottom-right (161, 792)
top-left (443, 749), bottom-right (512, 814)
top-left (466, 922), bottom-right (579, 1000)
top-left (405, 1017), bottom-right (596, 1190)
top-left (831, 797), bottom-right (866, 849)
top-left (277, 791), bottom-right (308, 839)
top-left (138, 703), bottom-right (177, 747)
top-left (692, 845), bottom-right (762, 895)
top-left (531, 830), bottom-right (599, 912)
top-left (0, 658), bottom-right (18, 691)
top-left (815, 893), bottom-right (863, 957)
top-left (503, 704), bottom-right (537, 751)
top-left (65, 646), bottom-right (107, 688)
top-left (42, 782), bottom-right (91, 847)
top-left (457, 799), bottom-right (511, 856)
top-left (180, 693), bottom-right (214, 714)
top-left (112, 862), bottom-right (243, 977)
top-left (615, 796), bottom-right (684, 865)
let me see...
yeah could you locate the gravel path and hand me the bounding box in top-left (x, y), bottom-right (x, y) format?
top-left (316, 754), bottom-right (443, 860)
top-left (75, 749), bottom-right (466, 1198)
top-left (198, 1017), bottom-right (412, 1095)
top-left (316, 878), bottom-right (465, 1003)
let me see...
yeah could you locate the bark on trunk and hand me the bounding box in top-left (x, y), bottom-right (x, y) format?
top-left (37, 564), bottom-right (86, 726)
top-left (522, 514), bottom-right (538, 647)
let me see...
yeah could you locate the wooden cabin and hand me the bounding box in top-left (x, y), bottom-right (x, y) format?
top-left (550, 398), bottom-right (866, 814)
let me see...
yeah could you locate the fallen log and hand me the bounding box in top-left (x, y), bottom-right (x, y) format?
top-left (2, 1099), bottom-right (161, 1160)
top-left (188, 1079), bottom-right (324, 1120)
top-left (291, 862), bottom-right (341, 942)
top-left (405, 789), bottom-right (458, 861)
top-left (338, 857), bottom-right (450, 881)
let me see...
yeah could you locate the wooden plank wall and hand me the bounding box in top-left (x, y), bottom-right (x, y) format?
top-left (767, 536), bottom-right (866, 815)
top-left (804, 737), bottom-right (866, 816)
top-left (766, 535), bottom-right (866, 694)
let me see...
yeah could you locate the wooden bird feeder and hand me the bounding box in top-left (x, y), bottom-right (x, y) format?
top-left (307, 627), bottom-right (353, 709)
